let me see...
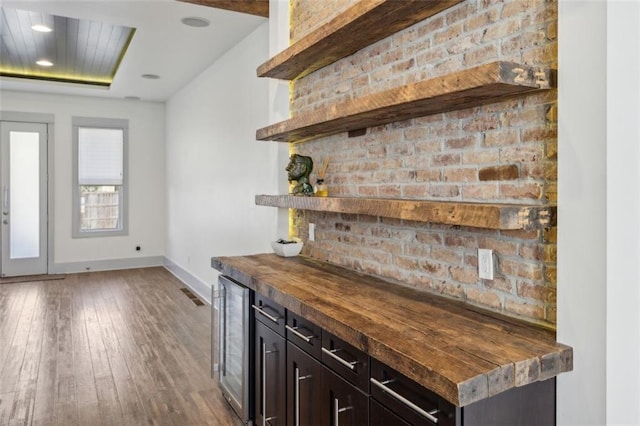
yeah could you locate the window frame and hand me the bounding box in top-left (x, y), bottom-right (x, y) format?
top-left (72, 116), bottom-right (129, 238)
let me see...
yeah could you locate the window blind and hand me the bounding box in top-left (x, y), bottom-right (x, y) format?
top-left (78, 127), bottom-right (123, 185)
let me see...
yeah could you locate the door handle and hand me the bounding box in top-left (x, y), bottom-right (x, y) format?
top-left (333, 397), bottom-right (352, 426)
top-left (294, 366), bottom-right (312, 426)
top-left (2, 185), bottom-right (8, 215)
top-left (262, 341), bottom-right (278, 426)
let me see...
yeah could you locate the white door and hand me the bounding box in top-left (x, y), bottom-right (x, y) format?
top-left (0, 121), bottom-right (48, 277)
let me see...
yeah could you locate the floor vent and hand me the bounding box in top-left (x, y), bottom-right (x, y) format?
top-left (180, 287), bottom-right (205, 306)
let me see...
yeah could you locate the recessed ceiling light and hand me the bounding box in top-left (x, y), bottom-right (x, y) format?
top-left (36, 59), bottom-right (53, 67)
top-left (181, 17), bottom-right (210, 28)
top-left (141, 73), bottom-right (160, 80)
top-left (32, 24), bottom-right (53, 33)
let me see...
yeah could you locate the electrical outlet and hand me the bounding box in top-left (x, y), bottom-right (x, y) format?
top-left (309, 223), bottom-right (315, 241)
top-left (478, 248), bottom-right (494, 280)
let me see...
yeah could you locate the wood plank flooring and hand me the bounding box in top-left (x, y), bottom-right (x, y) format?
top-left (0, 267), bottom-right (242, 426)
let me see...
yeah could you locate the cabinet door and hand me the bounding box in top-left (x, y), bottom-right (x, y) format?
top-left (255, 320), bottom-right (287, 426)
top-left (287, 342), bottom-right (325, 426)
top-left (323, 368), bottom-right (368, 426)
top-left (370, 400), bottom-right (411, 426)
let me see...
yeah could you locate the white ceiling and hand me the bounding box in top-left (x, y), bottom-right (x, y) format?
top-left (0, 0), bottom-right (267, 102)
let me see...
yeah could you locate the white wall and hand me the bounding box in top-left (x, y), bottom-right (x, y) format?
top-left (558, 1), bottom-right (640, 425)
top-left (606, 2), bottom-right (640, 424)
top-left (0, 91), bottom-right (166, 271)
top-left (270, 0), bottom-right (293, 238)
top-left (165, 23), bottom-right (279, 298)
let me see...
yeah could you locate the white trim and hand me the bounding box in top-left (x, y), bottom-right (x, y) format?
top-left (71, 116), bottom-right (129, 238)
top-left (0, 112), bottom-right (55, 277)
top-left (163, 257), bottom-right (213, 304)
top-left (0, 111), bottom-right (54, 124)
top-left (50, 255), bottom-right (164, 274)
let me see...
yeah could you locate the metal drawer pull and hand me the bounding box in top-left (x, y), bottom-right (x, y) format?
top-left (333, 398), bottom-right (352, 426)
top-left (252, 304), bottom-right (281, 324)
top-left (321, 347), bottom-right (357, 370)
top-left (294, 367), bottom-right (312, 426)
top-left (262, 342), bottom-right (278, 426)
top-left (370, 377), bottom-right (439, 424)
top-left (286, 324), bottom-right (316, 342)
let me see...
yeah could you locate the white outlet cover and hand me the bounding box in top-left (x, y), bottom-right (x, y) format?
top-left (478, 248), bottom-right (494, 280)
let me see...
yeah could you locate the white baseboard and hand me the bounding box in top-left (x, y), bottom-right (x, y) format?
top-left (163, 257), bottom-right (212, 304)
top-left (51, 256), bottom-right (164, 274)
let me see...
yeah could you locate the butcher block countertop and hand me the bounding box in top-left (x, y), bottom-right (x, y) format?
top-left (211, 253), bottom-right (573, 407)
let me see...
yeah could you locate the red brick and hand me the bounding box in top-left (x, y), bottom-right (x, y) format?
top-left (416, 169), bottom-right (442, 182)
top-left (416, 233), bottom-right (443, 248)
top-left (462, 183), bottom-right (499, 199)
top-left (478, 165), bottom-right (519, 181)
top-left (466, 287), bottom-right (503, 309)
top-left (464, 44), bottom-right (499, 66)
top-left (478, 237), bottom-right (519, 256)
top-left (450, 266), bottom-right (478, 284)
top-left (517, 281), bottom-right (556, 303)
top-left (444, 234), bottom-right (478, 249)
top-left (504, 298), bottom-right (546, 321)
top-left (433, 280), bottom-right (465, 298)
top-left (432, 153), bottom-right (461, 166)
top-left (444, 168), bottom-right (477, 182)
top-left (431, 247), bottom-right (463, 264)
top-left (446, 135), bottom-right (478, 150)
top-left (419, 260), bottom-right (449, 278)
top-left (463, 150), bottom-right (500, 164)
top-left (429, 184), bottom-right (460, 198)
top-left (483, 129), bottom-right (520, 147)
top-left (434, 22), bottom-right (464, 44)
top-left (500, 259), bottom-right (543, 280)
top-left (484, 277), bottom-right (515, 293)
top-left (500, 182), bottom-right (543, 200)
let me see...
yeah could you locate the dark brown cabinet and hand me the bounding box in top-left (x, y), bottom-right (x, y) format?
top-left (370, 400), bottom-right (411, 426)
top-left (251, 289), bottom-right (556, 426)
top-left (287, 342), bottom-right (325, 426)
top-left (255, 320), bottom-right (287, 426)
top-left (324, 368), bottom-right (369, 426)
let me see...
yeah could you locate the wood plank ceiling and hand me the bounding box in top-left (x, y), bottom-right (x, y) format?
top-left (0, 7), bottom-right (135, 86)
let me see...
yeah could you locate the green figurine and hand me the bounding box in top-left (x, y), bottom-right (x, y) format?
top-left (286, 154), bottom-right (314, 196)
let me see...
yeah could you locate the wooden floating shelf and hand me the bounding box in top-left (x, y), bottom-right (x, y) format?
top-left (256, 61), bottom-right (555, 144)
top-left (255, 195), bottom-right (557, 230)
top-left (257, 0), bottom-right (463, 80)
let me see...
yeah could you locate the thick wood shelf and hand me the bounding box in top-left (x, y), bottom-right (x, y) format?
top-left (257, 0), bottom-right (463, 80)
top-left (256, 61), bottom-right (555, 144)
top-left (212, 254), bottom-right (572, 406)
top-left (255, 195), bottom-right (556, 230)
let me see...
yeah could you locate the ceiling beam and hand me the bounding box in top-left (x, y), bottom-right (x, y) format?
top-left (179, 0), bottom-right (269, 17)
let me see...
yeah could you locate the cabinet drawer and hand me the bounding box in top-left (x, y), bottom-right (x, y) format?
top-left (370, 399), bottom-right (411, 426)
top-left (370, 358), bottom-right (455, 426)
top-left (253, 292), bottom-right (286, 336)
top-left (286, 311), bottom-right (322, 360)
top-left (321, 331), bottom-right (369, 392)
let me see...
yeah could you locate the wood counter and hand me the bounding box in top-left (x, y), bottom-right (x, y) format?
top-left (211, 254), bottom-right (572, 407)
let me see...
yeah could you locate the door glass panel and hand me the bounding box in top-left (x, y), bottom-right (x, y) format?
top-left (9, 131), bottom-right (40, 259)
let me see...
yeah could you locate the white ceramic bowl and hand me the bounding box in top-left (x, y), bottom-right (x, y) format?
top-left (271, 239), bottom-right (303, 257)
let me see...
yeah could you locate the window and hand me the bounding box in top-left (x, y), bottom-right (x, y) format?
top-left (72, 117), bottom-right (128, 237)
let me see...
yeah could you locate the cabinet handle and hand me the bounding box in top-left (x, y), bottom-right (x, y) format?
top-left (333, 397), bottom-right (352, 426)
top-left (286, 324), bottom-right (316, 342)
top-left (253, 304), bottom-right (281, 324)
top-left (294, 366), bottom-right (312, 426)
top-left (370, 377), bottom-right (439, 424)
top-left (262, 341), bottom-right (278, 426)
top-left (321, 347), bottom-right (357, 370)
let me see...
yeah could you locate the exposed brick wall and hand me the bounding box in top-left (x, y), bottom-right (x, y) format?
top-left (288, 0), bottom-right (558, 327)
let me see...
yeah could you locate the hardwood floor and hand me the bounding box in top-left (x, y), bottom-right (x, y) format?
top-left (0, 267), bottom-right (242, 426)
